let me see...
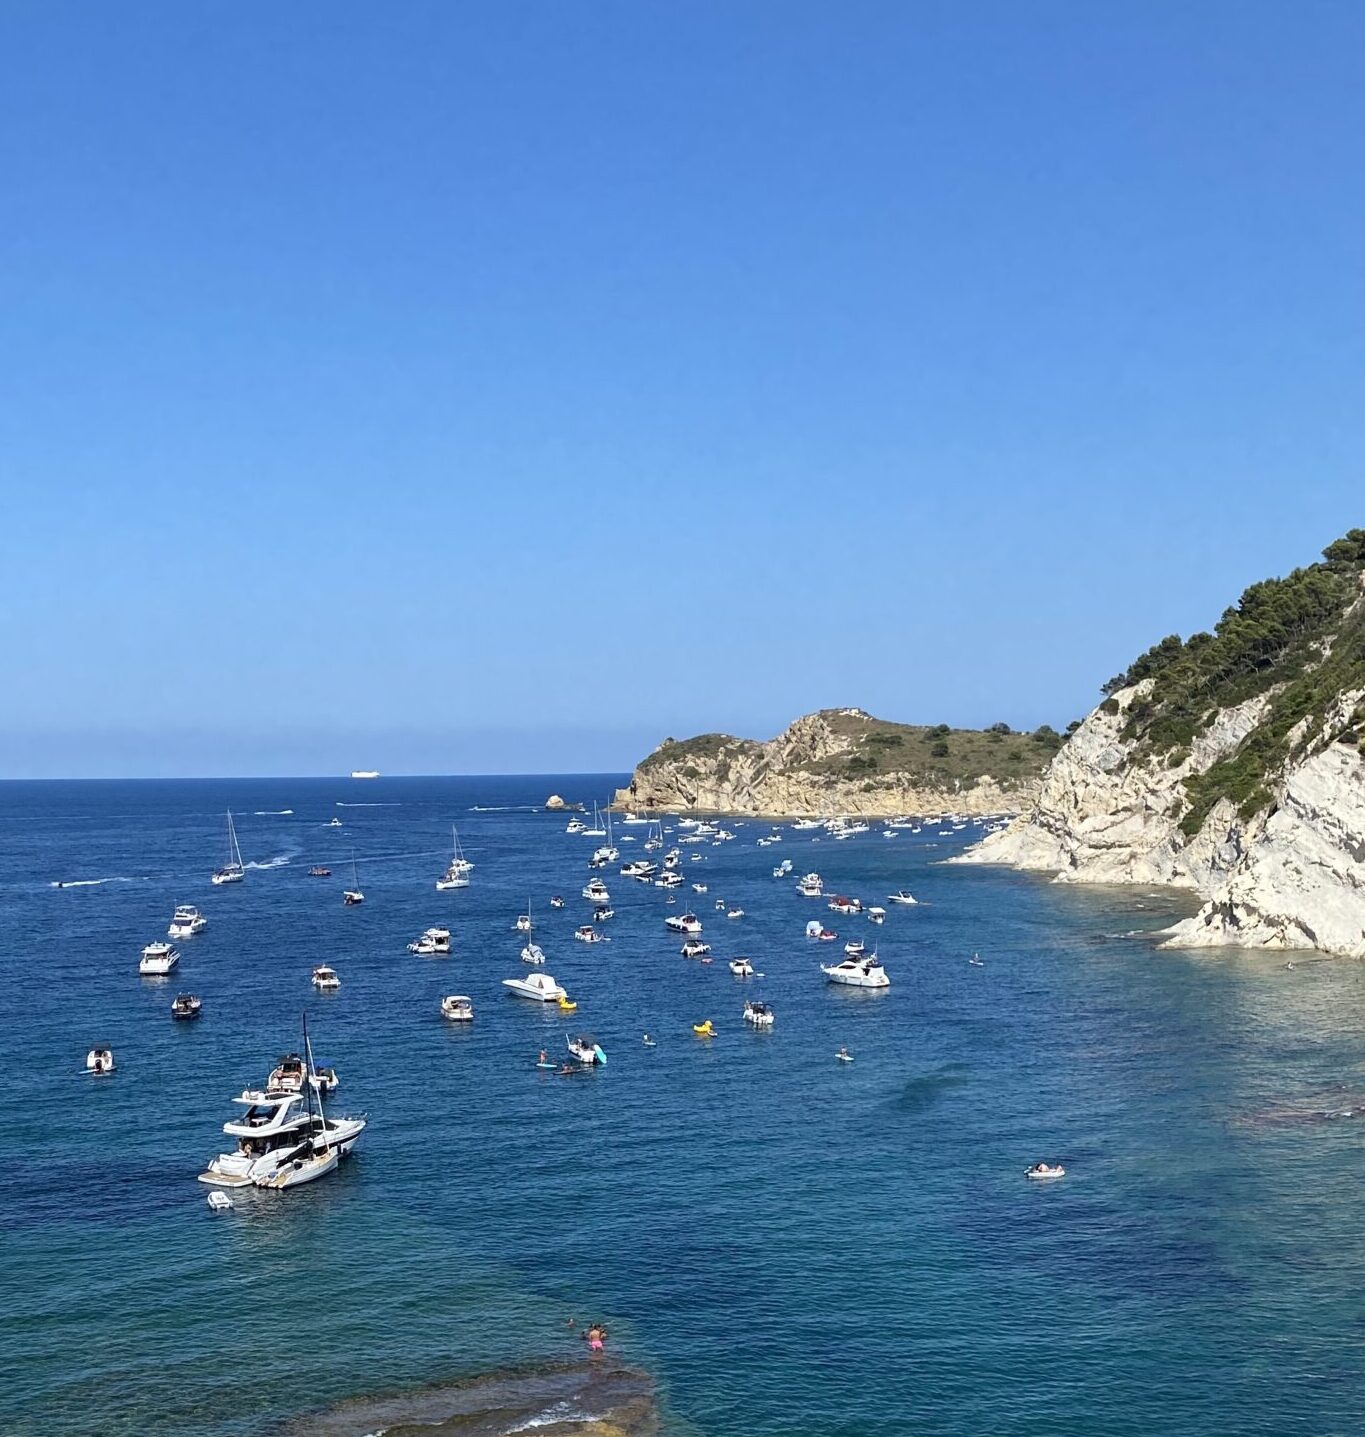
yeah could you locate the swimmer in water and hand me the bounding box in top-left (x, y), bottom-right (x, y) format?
top-left (584, 1323), bottom-right (607, 1352)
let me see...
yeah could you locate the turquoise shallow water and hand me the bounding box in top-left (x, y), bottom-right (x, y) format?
top-left (4, 776), bottom-right (1365, 1435)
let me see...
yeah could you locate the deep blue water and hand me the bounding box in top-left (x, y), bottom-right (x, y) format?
top-left (4, 775), bottom-right (1365, 1436)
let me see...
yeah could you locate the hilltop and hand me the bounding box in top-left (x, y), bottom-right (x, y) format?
top-left (615, 708), bottom-right (1060, 817)
top-left (960, 530), bottom-right (1365, 957)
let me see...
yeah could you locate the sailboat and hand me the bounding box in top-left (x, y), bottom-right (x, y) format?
top-left (583, 802), bottom-right (606, 838)
top-left (343, 852), bottom-right (365, 906)
top-left (258, 1016), bottom-right (341, 1189)
top-left (435, 826), bottom-right (473, 890)
top-left (211, 810), bottom-right (246, 885)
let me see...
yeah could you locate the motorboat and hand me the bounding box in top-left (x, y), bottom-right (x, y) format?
top-left (743, 1000), bottom-right (773, 1027)
top-left (86, 1047), bottom-right (115, 1075)
top-left (681, 940), bottom-right (711, 959)
top-left (969, 953), bottom-right (985, 967)
top-left (1026, 1163), bottom-right (1066, 1180)
top-left (502, 972), bottom-right (567, 1002)
top-left (308, 866), bottom-right (331, 877)
top-left (821, 954), bottom-right (890, 988)
top-left (566, 1034), bottom-right (607, 1066)
top-left (582, 878), bottom-right (610, 904)
top-left (436, 826), bottom-right (474, 889)
top-left (408, 926), bottom-right (452, 955)
top-left (327, 818), bottom-right (343, 828)
top-left (590, 844), bottom-right (619, 866)
top-left (168, 905), bottom-right (207, 938)
top-left (805, 919), bottom-right (838, 941)
top-left (171, 993), bottom-right (202, 1020)
top-left (715, 898), bottom-right (727, 909)
top-left (792, 818), bottom-right (821, 830)
top-left (312, 965), bottom-right (341, 991)
top-left (139, 942), bottom-right (180, 975)
top-left (729, 958), bottom-right (754, 977)
top-left (692, 883), bottom-right (708, 894)
top-left (868, 907), bottom-right (886, 924)
top-left (565, 817), bottom-right (586, 834)
top-left (619, 811), bottom-right (649, 825)
top-left (888, 891), bottom-right (918, 905)
top-left (772, 859), bottom-right (794, 878)
top-left (727, 907), bottom-right (745, 919)
top-left (515, 912), bottom-right (533, 933)
top-left (655, 871), bottom-right (684, 888)
top-left (442, 994), bottom-right (474, 1021)
top-left (521, 942), bottom-right (547, 965)
top-left (828, 896), bottom-right (863, 915)
top-left (593, 906), bottom-right (615, 921)
top-left (549, 895), bottom-right (565, 908)
top-left (621, 859), bottom-right (656, 878)
top-left (207, 1190), bottom-right (232, 1211)
top-left (844, 939), bottom-right (866, 957)
top-left (664, 912), bottom-right (702, 935)
top-left (211, 810), bottom-right (246, 885)
top-left (266, 1052), bottom-right (338, 1096)
top-left (199, 1087), bottom-right (364, 1188)
top-left (796, 873), bottom-right (824, 897)
top-left (574, 925), bottom-right (605, 944)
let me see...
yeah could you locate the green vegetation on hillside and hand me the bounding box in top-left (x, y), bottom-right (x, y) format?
top-left (1101, 530), bottom-right (1365, 833)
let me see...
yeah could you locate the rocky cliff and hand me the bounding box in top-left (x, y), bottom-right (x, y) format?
top-left (958, 531), bottom-right (1365, 958)
top-left (615, 709), bottom-right (1052, 818)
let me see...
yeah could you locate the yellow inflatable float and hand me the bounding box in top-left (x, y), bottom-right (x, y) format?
top-left (692, 1019), bottom-right (714, 1037)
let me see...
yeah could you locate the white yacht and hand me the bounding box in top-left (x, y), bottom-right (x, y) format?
top-left (729, 957), bottom-right (754, 977)
top-left (198, 1088), bottom-right (365, 1189)
top-left (844, 939), bottom-right (866, 956)
top-left (655, 870), bottom-right (684, 888)
top-left (582, 877), bottom-right (610, 904)
top-left (441, 994), bottom-right (474, 1022)
top-left (139, 942), bottom-right (180, 976)
top-left (621, 859), bottom-right (656, 878)
top-left (86, 1047), bottom-right (115, 1075)
top-left (502, 972), bottom-right (567, 1002)
top-left (574, 924), bottom-right (605, 943)
top-left (681, 940), bottom-right (711, 959)
top-left (408, 927), bottom-right (451, 955)
top-left (312, 965), bottom-right (341, 991)
top-left (796, 873), bottom-right (824, 897)
top-left (664, 912), bottom-right (702, 935)
top-left (436, 827), bottom-right (474, 889)
top-left (828, 895), bottom-right (863, 915)
top-left (821, 954), bottom-right (890, 988)
top-left (727, 907), bottom-right (745, 919)
top-left (743, 1000), bottom-right (774, 1027)
top-left (565, 817), bottom-right (586, 834)
top-left (168, 905), bottom-right (207, 938)
top-left (170, 993), bottom-right (202, 1020)
top-left (888, 891), bottom-right (919, 905)
top-left (211, 810), bottom-right (246, 885)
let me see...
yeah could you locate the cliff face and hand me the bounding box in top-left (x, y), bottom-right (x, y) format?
top-left (959, 534), bottom-right (1365, 959)
top-left (615, 709), bottom-right (1046, 818)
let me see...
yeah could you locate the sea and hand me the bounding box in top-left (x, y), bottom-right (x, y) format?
top-left (4, 775), bottom-right (1365, 1436)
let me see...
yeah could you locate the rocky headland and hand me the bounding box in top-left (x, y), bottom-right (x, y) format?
top-left (615, 708), bottom-right (1058, 818)
top-left (957, 530), bottom-right (1365, 959)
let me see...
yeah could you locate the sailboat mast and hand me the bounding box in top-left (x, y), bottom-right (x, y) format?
top-left (303, 1012), bottom-right (330, 1152)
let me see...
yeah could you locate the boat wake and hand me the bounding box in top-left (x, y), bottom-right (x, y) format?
top-left (50, 876), bottom-right (143, 888)
top-left (470, 805), bottom-right (543, 813)
top-left (335, 802), bottom-right (401, 807)
top-left (254, 809), bottom-right (294, 816)
top-left (245, 854), bottom-right (294, 870)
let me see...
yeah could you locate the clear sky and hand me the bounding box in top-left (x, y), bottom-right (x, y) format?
top-left (2, 2), bottom-right (1363, 777)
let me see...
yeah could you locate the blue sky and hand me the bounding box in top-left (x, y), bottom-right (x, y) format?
top-left (2, 2), bottom-right (1362, 777)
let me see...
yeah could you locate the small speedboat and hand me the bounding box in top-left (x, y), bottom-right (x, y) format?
top-left (681, 940), bottom-right (711, 959)
top-left (170, 993), bottom-right (202, 1020)
top-left (1026, 1163), bottom-right (1066, 1180)
top-left (549, 895), bottom-right (565, 908)
top-left (743, 1000), bottom-right (773, 1027)
top-left (593, 906), bottom-right (615, 922)
top-left (441, 994), bottom-right (474, 1022)
top-left (692, 883), bottom-right (708, 894)
top-left (86, 1047), bottom-right (115, 1075)
top-left (828, 896), bottom-right (863, 915)
top-left (867, 907), bottom-right (886, 924)
top-left (969, 953), bottom-right (985, 967)
top-left (502, 972), bottom-right (567, 1002)
top-left (312, 965), bottom-right (341, 991)
top-left (515, 913), bottom-right (533, 933)
top-left (887, 891), bottom-right (918, 905)
top-left (207, 1190), bottom-right (233, 1211)
top-left (664, 912), bottom-right (702, 935)
top-left (574, 925), bottom-right (605, 944)
top-left (521, 942), bottom-right (547, 965)
top-left (726, 908), bottom-right (745, 919)
top-left (729, 958), bottom-right (754, 977)
top-left (308, 865), bottom-right (332, 877)
top-left (567, 1034), bottom-right (606, 1066)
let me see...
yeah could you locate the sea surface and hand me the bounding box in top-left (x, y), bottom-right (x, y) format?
top-left (3, 776), bottom-right (1365, 1436)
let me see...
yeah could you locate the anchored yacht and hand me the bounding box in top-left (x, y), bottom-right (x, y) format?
top-left (821, 954), bottom-right (890, 989)
top-left (139, 942), bottom-right (180, 976)
top-left (408, 927), bottom-right (451, 955)
top-left (502, 972), bottom-right (567, 1002)
top-left (168, 905), bottom-right (207, 938)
